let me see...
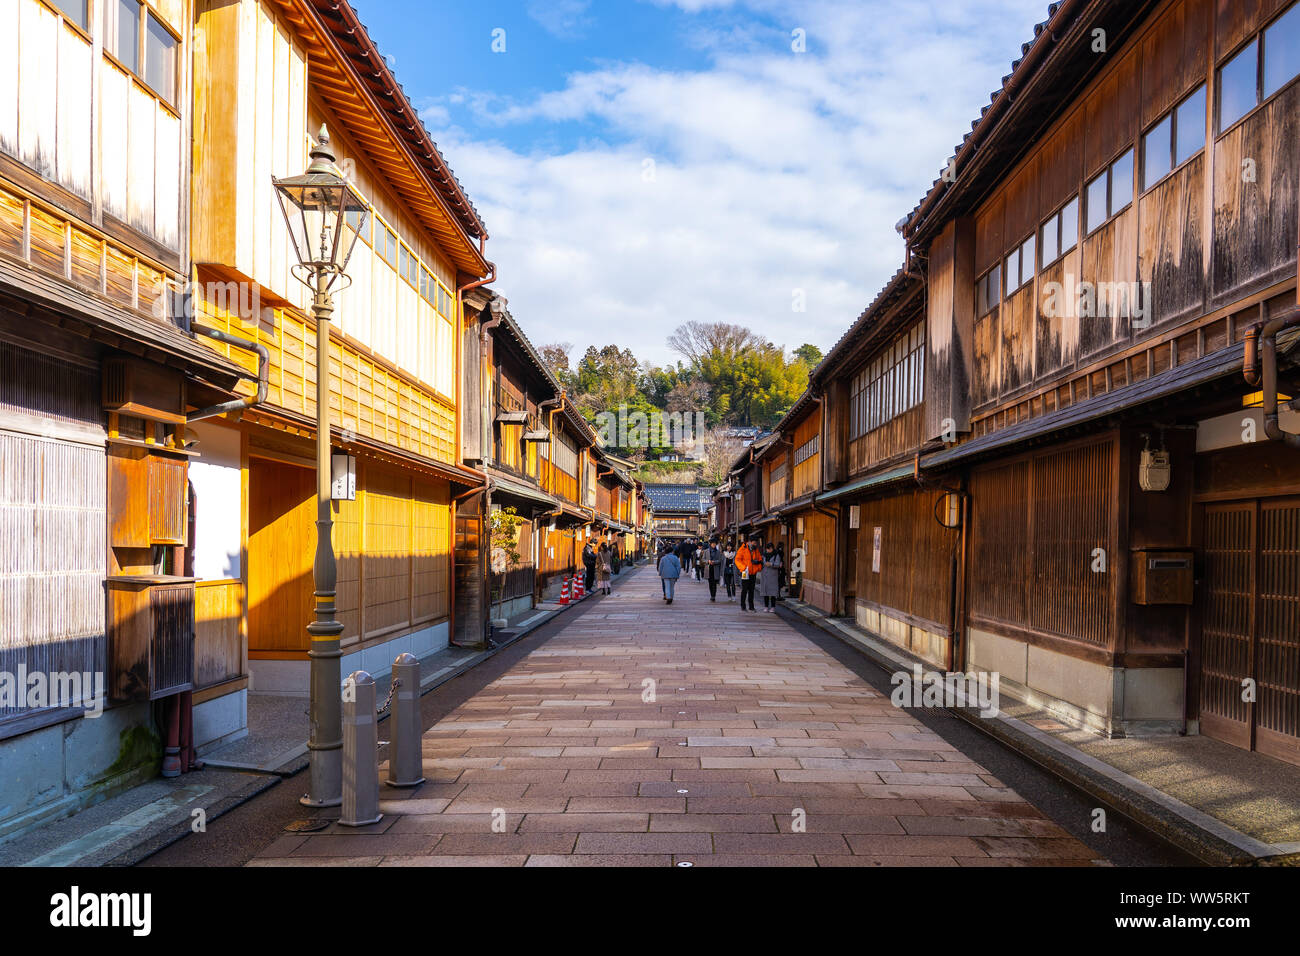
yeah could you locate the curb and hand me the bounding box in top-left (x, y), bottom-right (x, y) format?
top-left (104, 771), bottom-right (282, 868)
top-left (781, 599), bottom-right (1300, 868)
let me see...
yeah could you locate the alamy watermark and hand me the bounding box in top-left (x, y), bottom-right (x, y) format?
top-left (1040, 273), bottom-right (1153, 329)
top-left (890, 664), bottom-right (1000, 718)
top-left (0, 666), bottom-right (105, 717)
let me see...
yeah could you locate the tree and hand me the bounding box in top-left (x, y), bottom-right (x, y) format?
top-left (667, 321), bottom-right (763, 367)
top-left (666, 379), bottom-right (710, 415)
top-left (575, 344), bottom-right (641, 414)
top-left (793, 343), bottom-right (823, 368)
top-left (698, 428), bottom-right (744, 486)
top-left (539, 342), bottom-right (576, 391)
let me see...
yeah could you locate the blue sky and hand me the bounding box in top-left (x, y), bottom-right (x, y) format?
top-left (351, 0), bottom-right (1050, 368)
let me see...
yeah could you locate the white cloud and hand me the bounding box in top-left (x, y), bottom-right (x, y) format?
top-left (428, 0), bottom-right (1049, 369)
top-left (527, 0), bottom-right (594, 39)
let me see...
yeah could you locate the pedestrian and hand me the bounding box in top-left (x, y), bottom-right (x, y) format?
top-left (722, 541), bottom-right (737, 601)
top-left (759, 542), bottom-right (783, 612)
top-left (694, 542), bottom-right (705, 580)
top-left (597, 542), bottom-right (612, 595)
top-left (705, 537), bottom-right (723, 602)
top-left (735, 538), bottom-right (762, 612)
top-left (676, 538), bottom-right (692, 575)
top-left (657, 546), bottom-right (681, 604)
top-left (581, 541), bottom-right (597, 595)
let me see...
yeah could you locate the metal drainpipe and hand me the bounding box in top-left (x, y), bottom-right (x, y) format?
top-left (187, 325), bottom-right (270, 422)
top-left (1243, 306), bottom-right (1300, 447)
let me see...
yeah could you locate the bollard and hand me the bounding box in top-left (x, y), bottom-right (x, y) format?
top-left (339, 670), bottom-right (382, 827)
top-left (387, 653), bottom-right (425, 787)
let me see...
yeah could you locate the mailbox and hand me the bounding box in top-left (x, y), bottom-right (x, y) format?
top-left (1130, 549), bottom-right (1194, 605)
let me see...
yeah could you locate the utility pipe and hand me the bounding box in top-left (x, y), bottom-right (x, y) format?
top-left (1243, 306), bottom-right (1300, 448)
top-left (188, 324), bottom-right (270, 422)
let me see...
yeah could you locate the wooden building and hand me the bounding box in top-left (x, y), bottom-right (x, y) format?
top-left (756, 0), bottom-right (1300, 762)
top-left (0, 0), bottom-right (254, 836)
top-left (645, 483), bottom-right (711, 542)
top-left (458, 289), bottom-right (568, 635)
top-left (185, 0), bottom-right (489, 730)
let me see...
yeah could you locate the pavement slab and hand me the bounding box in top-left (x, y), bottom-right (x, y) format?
top-left (247, 566), bottom-right (1102, 867)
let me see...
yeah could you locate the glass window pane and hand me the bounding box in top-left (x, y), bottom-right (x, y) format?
top-left (1041, 215), bottom-right (1058, 267)
top-left (145, 13), bottom-right (177, 103)
top-left (1175, 85), bottom-right (1206, 164)
top-left (988, 262), bottom-right (1000, 303)
top-left (106, 0), bottom-right (140, 71)
top-left (1264, 5), bottom-right (1300, 98)
top-left (1060, 196), bottom-right (1079, 252)
top-left (1111, 149), bottom-right (1134, 212)
top-left (1086, 172), bottom-right (1108, 233)
top-left (1142, 115), bottom-right (1172, 189)
top-left (1218, 39), bottom-right (1258, 131)
top-left (1005, 249), bottom-right (1019, 292)
top-left (52, 0), bottom-right (88, 29)
top-left (1020, 234), bottom-right (1035, 283)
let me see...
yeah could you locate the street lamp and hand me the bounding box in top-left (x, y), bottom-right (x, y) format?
top-left (273, 125), bottom-right (369, 807)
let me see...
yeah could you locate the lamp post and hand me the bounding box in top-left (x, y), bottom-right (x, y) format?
top-left (273, 125), bottom-right (369, 807)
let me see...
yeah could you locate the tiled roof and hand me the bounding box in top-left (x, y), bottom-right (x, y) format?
top-left (643, 483), bottom-right (711, 513)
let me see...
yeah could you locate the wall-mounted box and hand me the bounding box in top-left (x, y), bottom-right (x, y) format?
top-left (107, 577), bottom-right (196, 702)
top-left (1130, 549), bottom-right (1194, 605)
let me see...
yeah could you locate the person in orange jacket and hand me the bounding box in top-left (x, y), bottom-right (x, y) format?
top-left (734, 538), bottom-right (763, 612)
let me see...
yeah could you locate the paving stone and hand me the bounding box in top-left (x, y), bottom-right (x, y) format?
top-left (249, 567), bottom-right (1104, 867)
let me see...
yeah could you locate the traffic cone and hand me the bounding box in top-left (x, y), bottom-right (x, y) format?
top-left (559, 575), bottom-right (570, 606)
top-left (574, 575), bottom-right (585, 600)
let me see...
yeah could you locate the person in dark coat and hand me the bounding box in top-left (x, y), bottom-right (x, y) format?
top-left (677, 538), bottom-right (693, 575)
top-left (581, 541), bottom-right (597, 594)
top-left (704, 538), bottom-right (724, 601)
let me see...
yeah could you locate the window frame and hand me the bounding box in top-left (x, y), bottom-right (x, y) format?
top-left (1141, 84), bottom-right (1207, 193)
top-left (1215, 2), bottom-right (1300, 137)
top-left (1084, 148), bottom-right (1135, 237)
top-left (103, 0), bottom-right (181, 109)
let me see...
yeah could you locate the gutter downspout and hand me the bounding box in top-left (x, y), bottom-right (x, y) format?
top-left (187, 325), bottom-right (270, 422)
top-left (1243, 306), bottom-right (1300, 448)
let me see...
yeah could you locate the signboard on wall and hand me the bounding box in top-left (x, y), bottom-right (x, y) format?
top-left (848, 505), bottom-right (860, 529)
top-left (330, 453), bottom-right (356, 500)
top-left (872, 526), bottom-right (882, 573)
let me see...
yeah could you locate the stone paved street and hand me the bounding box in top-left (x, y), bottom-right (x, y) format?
top-left (250, 566), bottom-right (1104, 867)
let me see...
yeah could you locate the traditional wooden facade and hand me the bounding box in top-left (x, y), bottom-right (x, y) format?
top-left (0, 0), bottom-right (257, 836)
top-left (752, 0), bottom-right (1300, 762)
top-left (645, 483), bottom-right (711, 542)
top-left (897, 0), bottom-right (1300, 751)
top-left (185, 0), bottom-right (489, 726)
top-left (457, 289), bottom-right (566, 635)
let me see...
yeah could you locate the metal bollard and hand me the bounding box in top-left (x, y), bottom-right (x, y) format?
top-left (339, 670), bottom-right (382, 827)
top-left (387, 653), bottom-right (425, 787)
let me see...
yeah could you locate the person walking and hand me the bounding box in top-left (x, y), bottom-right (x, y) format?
top-left (694, 542), bottom-right (705, 581)
top-left (759, 542), bottom-right (783, 612)
top-left (657, 546), bottom-right (681, 604)
top-left (596, 542), bottom-right (613, 595)
top-left (581, 541), bottom-right (597, 596)
top-left (735, 538), bottom-right (762, 612)
top-left (722, 541), bottom-right (737, 601)
top-left (675, 538), bottom-right (691, 576)
top-left (704, 537), bottom-right (723, 601)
